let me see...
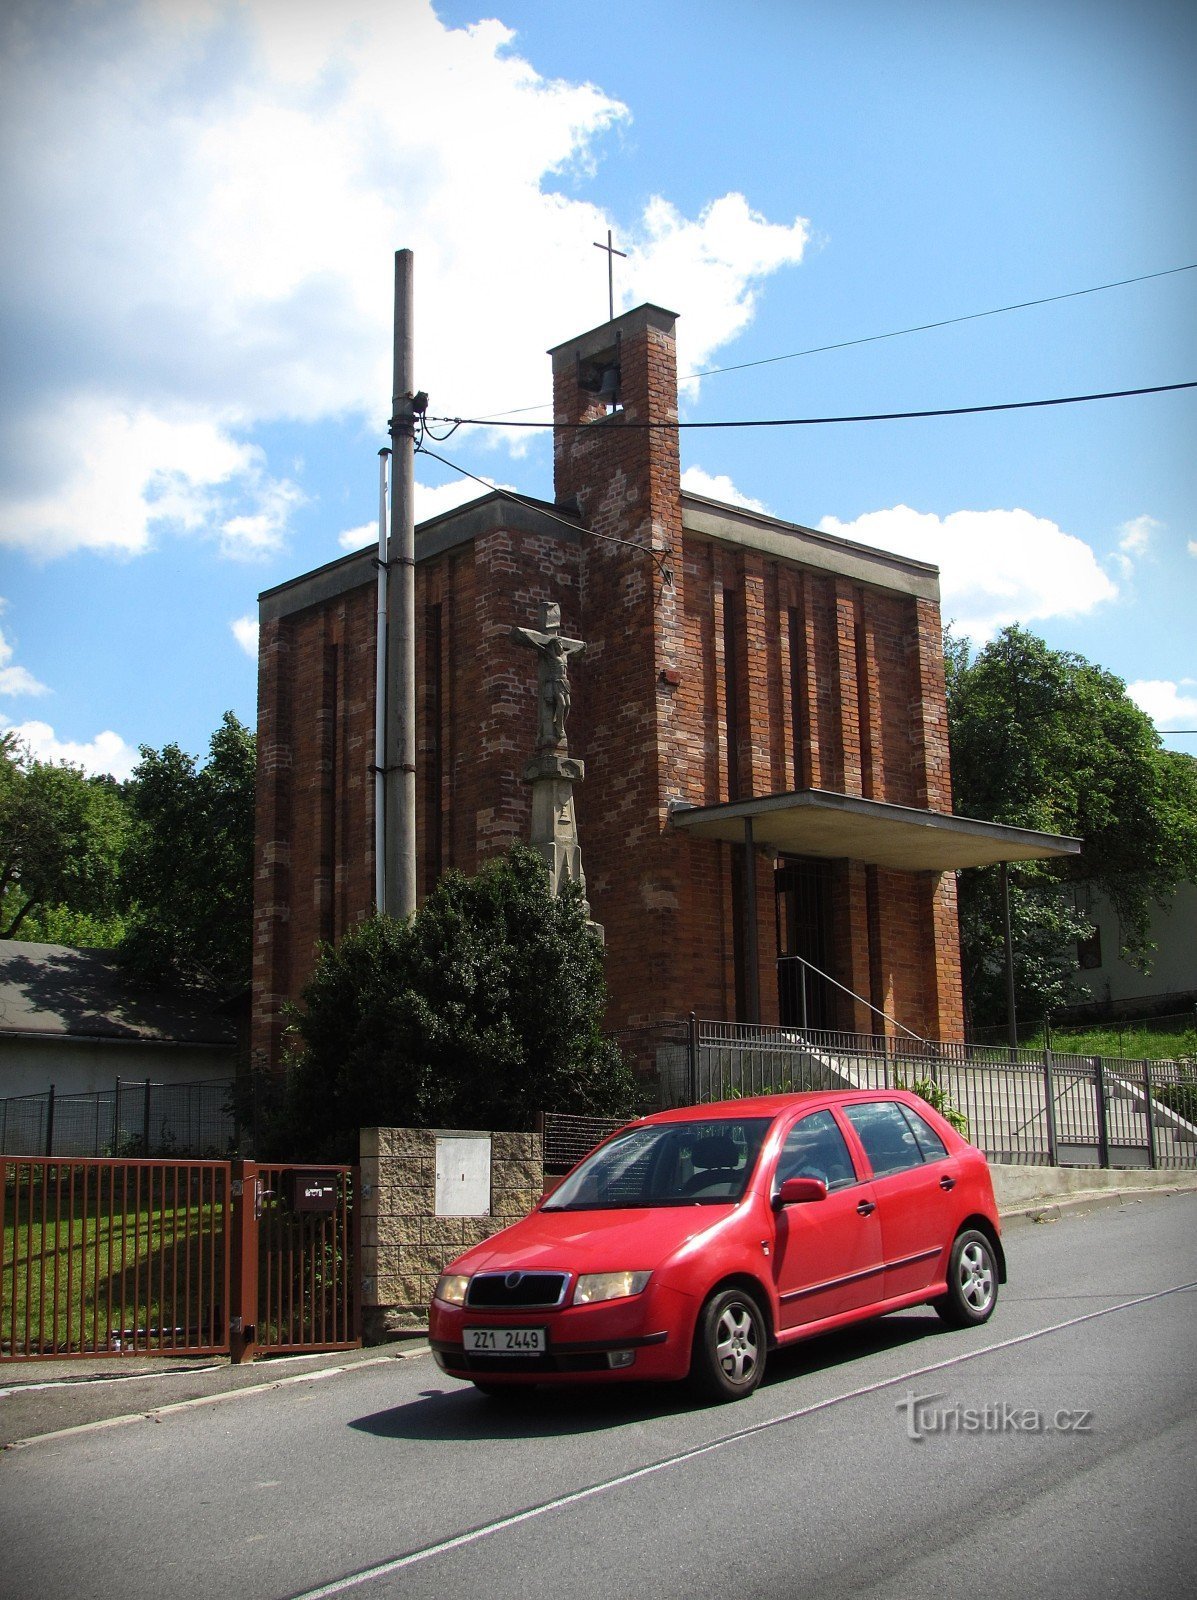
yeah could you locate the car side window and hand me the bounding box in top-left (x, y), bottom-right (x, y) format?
top-left (842, 1101), bottom-right (924, 1177)
top-left (776, 1109), bottom-right (857, 1192)
top-left (898, 1104), bottom-right (949, 1163)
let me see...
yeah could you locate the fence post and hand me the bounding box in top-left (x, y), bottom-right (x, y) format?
top-left (142, 1078), bottom-right (152, 1156)
top-left (687, 1012), bottom-right (699, 1103)
top-left (1093, 1058), bottom-right (1110, 1169)
top-left (229, 1160), bottom-right (259, 1363)
top-left (45, 1085), bottom-right (55, 1158)
top-left (1042, 1050), bottom-right (1058, 1166)
top-left (1142, 1061), bottom-right (1157, 1170)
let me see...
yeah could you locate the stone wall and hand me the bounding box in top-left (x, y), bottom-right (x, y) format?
top-left (358, 1126), bottom-right (543, 1341)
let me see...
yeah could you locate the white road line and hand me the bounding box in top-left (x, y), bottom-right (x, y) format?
top-left (284, 1278), bottom-right (1197, 1600)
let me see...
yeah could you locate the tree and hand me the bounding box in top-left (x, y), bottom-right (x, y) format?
top-left (0, 733), bottom-right (128, 942)
top-left (945, 625), bottom-right (1197, 1027)
top-left (120, 712), bottom-right (256, 998)
top-left (266, 844), bottom-right (636, 1160)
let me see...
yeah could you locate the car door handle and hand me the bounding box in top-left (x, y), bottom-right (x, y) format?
top-left (939, 1175), bottom-right (957, 1191)
top-left (856, 1199), bottom-right (876, 1216)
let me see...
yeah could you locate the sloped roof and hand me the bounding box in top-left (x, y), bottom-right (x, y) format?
top-left (0, 943), bottom-right (236, 1047)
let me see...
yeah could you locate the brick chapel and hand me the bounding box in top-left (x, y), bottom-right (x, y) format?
top-left (252, 302), bottom-right (1066, 1074)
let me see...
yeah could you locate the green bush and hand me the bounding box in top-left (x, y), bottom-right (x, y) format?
top-left (896, 1074), bottom-right (970, 1137)
top-left (257, 845), bottom-right (636, 1160)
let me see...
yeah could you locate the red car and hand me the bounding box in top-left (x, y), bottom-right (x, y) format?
top-left (429, 1090), bottom-right (1004, 1402)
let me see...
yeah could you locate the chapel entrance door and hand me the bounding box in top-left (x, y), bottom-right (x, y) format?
top-left (775, 857), bottom-right (837, 1031)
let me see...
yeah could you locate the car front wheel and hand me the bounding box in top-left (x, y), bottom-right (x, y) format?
top-left (689, 1287), bottom-right (767, 1401)
top-left (934, 1228), bottom-right (998, 1327)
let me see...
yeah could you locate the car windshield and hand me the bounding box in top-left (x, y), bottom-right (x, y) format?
top-left (542, 1118), bottom-right (774, 1210)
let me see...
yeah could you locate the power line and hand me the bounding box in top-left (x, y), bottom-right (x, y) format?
top-left (676, 262), bottom-right (1197, 384)
top-left (431, 380), bottom-right (1196, 434)
top-left (414, 439), bottom-right (674, 581)
top-left (459, 262), bottom-right (1197, 421)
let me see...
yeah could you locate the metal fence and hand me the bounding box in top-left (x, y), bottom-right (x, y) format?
top-left (1, 1158), bottom-right (231, 1358)
top-left (1, 1157), bottom-right (360, 1363)
top-left (663, 1019), bottom-right (1197, 1171)
top-left (0, 1079), bottom-right (239, 1159)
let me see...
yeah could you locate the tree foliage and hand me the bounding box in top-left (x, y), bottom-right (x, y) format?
top-left (0, 733), bottom-right (127, 941)
top-left (119, 711), bottom-right (256, 998)
top-left (264, 844), bottom-right (636, 1160)
top-left (946, 625), bottom-right (1197, 1027)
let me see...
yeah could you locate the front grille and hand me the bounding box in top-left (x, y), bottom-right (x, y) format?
top-left (466, 1271), bottom-right (569, 1309)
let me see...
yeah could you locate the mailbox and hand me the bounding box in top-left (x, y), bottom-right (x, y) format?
top-left (286, 1170), bottom-right (338, 1213)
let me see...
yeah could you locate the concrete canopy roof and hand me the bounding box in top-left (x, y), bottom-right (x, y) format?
top-left (668, 788), bottom-right (1081, 872)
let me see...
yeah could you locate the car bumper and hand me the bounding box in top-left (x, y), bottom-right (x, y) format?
top-left (428, 1285), bottom-right (694, 1384)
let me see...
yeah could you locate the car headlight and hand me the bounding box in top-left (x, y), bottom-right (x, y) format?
top-left (572, 1271), bottom-right (651, 1306)
top-left (433, 1273), bottom-right (470, 1306)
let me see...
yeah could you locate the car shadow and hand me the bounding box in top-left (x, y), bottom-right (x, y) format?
top-left (349, 1308), bottom-right (947, 1442)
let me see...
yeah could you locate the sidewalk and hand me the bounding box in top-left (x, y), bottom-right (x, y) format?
top-left (4, 1177), bottom-right (1196, 1449)
top-left (0, 1338), bottom-right (430, 1450)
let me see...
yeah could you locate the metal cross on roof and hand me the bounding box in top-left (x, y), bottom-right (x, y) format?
top-left (593, 228), bottom-right (627, 323)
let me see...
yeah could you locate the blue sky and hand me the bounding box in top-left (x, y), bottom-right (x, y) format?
top-left (1, 0), bottom-right (1194, 778)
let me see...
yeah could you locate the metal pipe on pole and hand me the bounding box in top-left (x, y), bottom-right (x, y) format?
top-left (373, 447), bottom-right (391, 913)
top-left (1001, 860), bottom-right (1018, 1050)
top-left (385, 249), bottom-right (418, 920)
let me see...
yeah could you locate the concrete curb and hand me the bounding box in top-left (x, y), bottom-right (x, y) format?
top-left (999, 1181), bottom-right (1197, 1227)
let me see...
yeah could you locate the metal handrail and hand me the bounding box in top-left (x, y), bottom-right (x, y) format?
top-left (776, 953), bottom-right (928, 1046)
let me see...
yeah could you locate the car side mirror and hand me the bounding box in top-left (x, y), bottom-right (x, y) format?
top-left (774, 1176), bottom-right (829, 1208)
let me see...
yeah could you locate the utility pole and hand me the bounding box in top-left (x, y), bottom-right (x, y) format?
top-left (385, 249), bottom-right (419, 919)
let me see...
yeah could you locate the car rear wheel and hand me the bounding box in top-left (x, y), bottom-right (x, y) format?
top-left (934, 1228), bottom-right (998, 1327)
top-left (689, 1287), bottom-right (767, 1401)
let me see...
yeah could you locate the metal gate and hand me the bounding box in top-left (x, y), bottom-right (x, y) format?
top-left (232, 1163), bottom-right (360, 1362)
top-left (1, 1157), bottom-right (360, 1363)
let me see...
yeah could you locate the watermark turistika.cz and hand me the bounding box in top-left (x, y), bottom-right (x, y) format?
top-left (896, 1390), bottom-right (1094, 1442)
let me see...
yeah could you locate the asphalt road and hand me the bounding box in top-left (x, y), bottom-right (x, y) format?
top-left (2, 1193), bottom-right (1194, 1600)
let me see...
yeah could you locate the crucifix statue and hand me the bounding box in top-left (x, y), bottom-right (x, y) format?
top-left (511, 602), bottom-right (585, 755)
top-left (508, 601), bottom-right (601, 940)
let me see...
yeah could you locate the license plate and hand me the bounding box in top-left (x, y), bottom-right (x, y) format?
top-left (463, 1326), bottom-right (546, 1355)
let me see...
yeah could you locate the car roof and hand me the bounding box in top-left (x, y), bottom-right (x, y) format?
top-left (633, 1089), bottom-right (924, 1125)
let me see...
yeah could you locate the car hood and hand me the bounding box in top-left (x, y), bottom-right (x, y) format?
top-left (453, 1204), bottom-right (738, 1276)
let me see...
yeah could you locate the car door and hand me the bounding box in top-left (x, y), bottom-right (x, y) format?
top-left (770, 1108), bottom-right (883, 1332)
top-left (839, 1100), bottom-right (959, 1300)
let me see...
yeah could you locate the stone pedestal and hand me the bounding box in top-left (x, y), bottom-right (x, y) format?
top-left (523, 751), bottom-right (603, 942)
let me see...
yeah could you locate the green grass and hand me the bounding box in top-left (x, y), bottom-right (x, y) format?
top-left (1034, 1022), bottom-right (1197, 1062)
top-left (2, 1173), bottom-right (224, 1356)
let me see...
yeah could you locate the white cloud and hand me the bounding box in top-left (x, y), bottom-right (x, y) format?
top-left (338, 522), bottom-right (378, 553)
top-left (1109, 513), bottom-right (1161, 580)
top-left (1188, 539), bottom-right (1197, 559)
top-left (0, 398), bottom-right (301, 560)
top-left (0, 604), bottom-right (49, 696)
top-left (0, 1), bottom-right (808, 558)
top-left (2, 719), bottom-right (139, 781)
top-left (681, 466), bottom-right (771, 514)
top-left (630, 195), bottom-right (809, 382)
top-left (1118, 514), bottom-right (1159, 556)
top-left (817, 505), bottom-right (1119, 642)
top-left (1127, 678), bottom-right (1197, 730)
top-left (231, 614), bottom-right (259, 657)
